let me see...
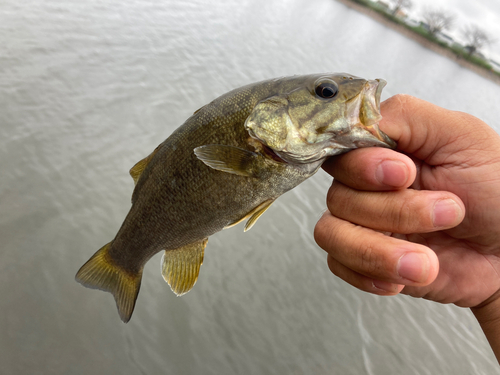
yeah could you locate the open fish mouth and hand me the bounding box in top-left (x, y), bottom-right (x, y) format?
top-left (358, 79), bottom-right (396, 149)
top-left (245, 74), bottom-right (397, 166)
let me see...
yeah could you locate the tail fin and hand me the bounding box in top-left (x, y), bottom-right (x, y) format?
top-left (75, 242), bottom-right (142, 323)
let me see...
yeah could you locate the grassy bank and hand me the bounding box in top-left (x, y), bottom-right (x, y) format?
top-left (340, 0), bottom-right (500, 80)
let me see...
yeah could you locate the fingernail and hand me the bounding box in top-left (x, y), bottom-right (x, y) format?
top-left (375, 160), bottom-right (408, 187)
top-left (397, 253), bottom-right (429, 283)
top-left (433, 199), bottom-right (461, 227)
top-left (372, 279), bottom-right (398, 293)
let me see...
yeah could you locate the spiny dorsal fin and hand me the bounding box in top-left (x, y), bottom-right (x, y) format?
top-left (194, 145), bottom-right (266, 177)
top-left (161, 239), bottom-right (207, 296)
top-left (129, 146), bottom-right (160, 185)
top-left (224, 199), bottom-right (275, 231)
top-left (75, 242), bottom-right (143, 323)
top-left (193, 104), bottom-right (206, 115)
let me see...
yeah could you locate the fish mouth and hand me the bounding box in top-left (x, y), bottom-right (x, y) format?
top-left (245, 75), bottom-right (397, 167)
top-left (356, 79), bottom-right (396, 149)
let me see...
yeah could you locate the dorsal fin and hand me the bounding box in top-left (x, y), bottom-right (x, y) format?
top-left (129, 146), bottom-right (160, 185)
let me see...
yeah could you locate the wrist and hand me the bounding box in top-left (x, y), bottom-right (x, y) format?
top-left (472, 291), bottom-right (500, 323)
top-left (471, 291), bottom-right (500, 363)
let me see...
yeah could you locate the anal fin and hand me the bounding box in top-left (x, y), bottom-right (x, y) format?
top-left (161, 239), bottom-right (207, 296)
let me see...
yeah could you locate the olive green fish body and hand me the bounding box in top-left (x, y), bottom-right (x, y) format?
top-left (110, 77), bottom-right (317, 267)
top-left (76, 74), bottom-right (396, 322)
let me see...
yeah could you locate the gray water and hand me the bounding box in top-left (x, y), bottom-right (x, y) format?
top-left (2, 0), bottom-right (499, 373)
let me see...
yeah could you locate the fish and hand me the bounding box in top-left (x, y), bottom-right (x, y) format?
top-left (75, 73), bottom-right (396, 322)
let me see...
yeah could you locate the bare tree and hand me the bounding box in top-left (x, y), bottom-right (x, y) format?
top-left (422, 8), bottom-right (455, 35)
top-left (390, 0), bottom-right (412, 16)
top-left (462, 24), bottom-right (494, 55)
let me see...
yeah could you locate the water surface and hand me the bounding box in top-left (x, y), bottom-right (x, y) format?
top-left (1, 0), bottom-right (498, 373)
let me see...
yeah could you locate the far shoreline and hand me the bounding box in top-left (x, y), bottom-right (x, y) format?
top-left (336, 0), bottom-right (500, 85)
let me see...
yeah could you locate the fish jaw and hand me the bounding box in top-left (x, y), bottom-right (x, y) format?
top-left (245, 74), bottom-right (396, 166)
top-left (336, 78), bottom-right (396, 151)
top-left (357, 79), bottom-right (396, 149)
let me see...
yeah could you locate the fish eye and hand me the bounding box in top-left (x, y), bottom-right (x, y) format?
top-left (314, 81), bottom-right (338, 99)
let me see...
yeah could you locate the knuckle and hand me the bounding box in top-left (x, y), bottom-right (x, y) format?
top-left (314, 216), bottom-right (338, 252)
top-left (385, 193), bottom-right (432, 233)
top-left (391, 199), bottom-right (414, 232)
top-left (357, 243), bottom-right (381, 276)
top-left (325, 182), bottom-right (338, 204)
top-left (392, 93), bottom-right (413, 104)
top-left (326, 182), bottom-right (348, 214)
top-left (383, 94), bottom-right (411, 112)
top-left (326, 254), bottom-right (339, 275)
top-left (383, 94), bottom-right (417, 125)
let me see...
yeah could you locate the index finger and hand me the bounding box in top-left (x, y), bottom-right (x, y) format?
top-left (322, 147), bottom-right (416, 191)
top-left (323, 94), bottom-right (495, 191)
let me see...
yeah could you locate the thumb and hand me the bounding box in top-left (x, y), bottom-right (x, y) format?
top-left (379, 95), bottom-right (497, 165)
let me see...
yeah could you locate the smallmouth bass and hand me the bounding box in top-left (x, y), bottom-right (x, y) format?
top-left (76, 73), bottom-right (396, 322)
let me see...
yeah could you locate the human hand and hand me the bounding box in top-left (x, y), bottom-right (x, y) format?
top-left (314, 95), bottom-right (500, 321)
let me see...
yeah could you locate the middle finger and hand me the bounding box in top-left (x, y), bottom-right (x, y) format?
top-left (327, 181), bottom-right (464, 234)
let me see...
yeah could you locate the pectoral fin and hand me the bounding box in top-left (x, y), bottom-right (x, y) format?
top-left (224, 199), bottom-right (274, 232)
top-left (194, 145), bottom-right (265, 177)
top-left (129, 146), bottom-right (160, 185)
top-left (161, 239), bottom-right (207, 296)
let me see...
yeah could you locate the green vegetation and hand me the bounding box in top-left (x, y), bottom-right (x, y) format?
top-left (344, 0), bottom-right (500, 78)
top-left (450, 45), bottom-right (491, 69)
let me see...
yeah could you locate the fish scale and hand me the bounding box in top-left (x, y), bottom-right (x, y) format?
top-left (75, 73), bottom-right (396, 322)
